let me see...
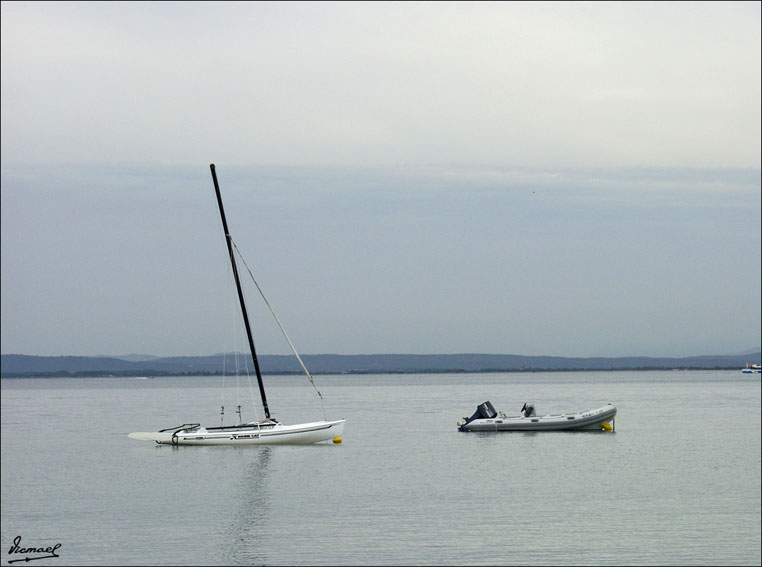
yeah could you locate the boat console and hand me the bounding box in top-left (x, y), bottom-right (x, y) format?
top-left (521, 403), bottom-right (536, 417)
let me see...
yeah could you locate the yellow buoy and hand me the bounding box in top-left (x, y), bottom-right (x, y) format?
top-left (332, 437), bottom-right (342, 444)
top-left (601, 422), bottom-right (613, 432)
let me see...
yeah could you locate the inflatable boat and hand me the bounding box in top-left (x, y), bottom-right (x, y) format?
top-left (458, 401), bottom-right (616, 432)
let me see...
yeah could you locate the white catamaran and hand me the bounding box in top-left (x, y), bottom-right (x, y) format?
top-left (129, 164), bottom-right (346, 445)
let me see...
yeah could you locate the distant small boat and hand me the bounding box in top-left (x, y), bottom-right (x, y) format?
top-left (741, 364), bottom-right (761, 374)
top-left (458, 401), bottom-right (616, 432)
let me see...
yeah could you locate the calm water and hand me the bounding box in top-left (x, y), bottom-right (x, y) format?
top-left (1, 371), bottom-right (760, 566)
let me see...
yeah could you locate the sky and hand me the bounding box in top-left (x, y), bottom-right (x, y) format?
top-left (1, 1), bottom-right (760, 359)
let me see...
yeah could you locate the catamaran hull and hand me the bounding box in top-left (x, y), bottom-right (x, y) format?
top-left (130, 419), bottom-right (345, 445)
top-left (459, 404), bottom-right (616, 432)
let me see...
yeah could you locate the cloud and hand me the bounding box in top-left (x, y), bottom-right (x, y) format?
top-left (1, 1), bottom-right (760, 168)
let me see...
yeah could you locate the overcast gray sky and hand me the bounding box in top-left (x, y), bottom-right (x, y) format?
top-left (1, 1), bottom-right (760, 358)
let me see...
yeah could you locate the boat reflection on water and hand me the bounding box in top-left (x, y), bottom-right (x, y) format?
top-left (220, 447), bottom-right (273, 565)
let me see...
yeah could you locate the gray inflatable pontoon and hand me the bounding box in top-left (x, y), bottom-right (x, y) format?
top-left (458, 401), bottom-right (616, 432)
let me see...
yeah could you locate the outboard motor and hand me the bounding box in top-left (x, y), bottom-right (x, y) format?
top-left (521, 403), bottom-right (536, 417)
top-left (459, 401), bottom-right (497, 430)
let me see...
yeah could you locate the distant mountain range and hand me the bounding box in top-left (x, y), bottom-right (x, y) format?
top-left (2, 351), bottom-right (760, 377)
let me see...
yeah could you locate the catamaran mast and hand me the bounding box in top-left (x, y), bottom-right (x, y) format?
top-left (209, 163), bottom-right (271, 420)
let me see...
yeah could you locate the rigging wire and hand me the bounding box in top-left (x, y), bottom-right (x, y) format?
top-left (213, 195), bottom-right (261, 425)
top-left (223, 247), bottom-right (261, 425)
top-left (231, 239), bottom-right (327, 420)
top-left (230, 274), bottom-right (242, 422)
top-left (232, 274), bottom-right (261, 424)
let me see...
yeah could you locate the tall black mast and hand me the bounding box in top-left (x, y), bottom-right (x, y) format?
top-left (209, 163), bottom-right (271, 420)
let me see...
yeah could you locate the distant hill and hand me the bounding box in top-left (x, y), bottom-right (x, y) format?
top-left (1, 352), bottom-right (760, 377)
top-left (96, 354), bottom-right (159, 362)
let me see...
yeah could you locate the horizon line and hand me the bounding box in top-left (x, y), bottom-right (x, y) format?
top-left (3, 350), bottom-right (760, 359)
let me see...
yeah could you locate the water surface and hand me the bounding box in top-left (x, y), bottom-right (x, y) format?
top-left (2, 371), bottom-right (760, 565)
